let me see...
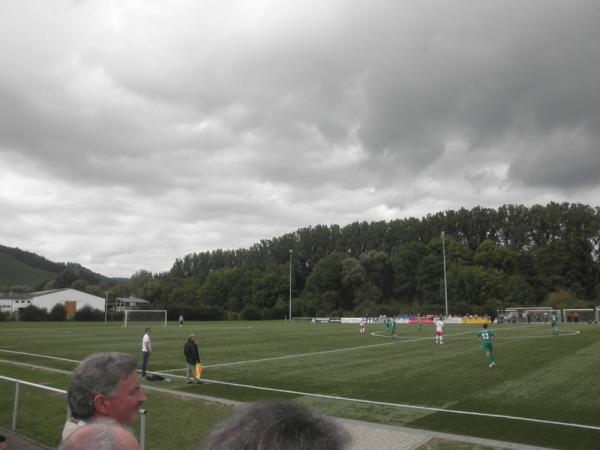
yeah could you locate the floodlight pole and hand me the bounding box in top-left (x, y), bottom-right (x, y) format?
top-left (104, 291), bottom-right (108, 324)
top-left (442, 231), bottom-right (448, 318)
top-left (289, 249), bottom-right (293, 322)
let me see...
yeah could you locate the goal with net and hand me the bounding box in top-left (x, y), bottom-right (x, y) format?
top-left (562, 308), bottom-right (596, 324)
top-left (123, 310), bottom-right (168, 327)
top-left (500, 307), bottom-right (561, 324)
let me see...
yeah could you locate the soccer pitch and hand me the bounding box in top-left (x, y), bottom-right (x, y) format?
top-left (1, 320), bottom-right (599, 449)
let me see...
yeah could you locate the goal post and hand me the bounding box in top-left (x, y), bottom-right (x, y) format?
top-left (123, 310), bottom-right (168, 327)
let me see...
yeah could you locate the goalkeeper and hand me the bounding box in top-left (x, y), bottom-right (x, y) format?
top-left (184, 334), bottom-right (202, 384)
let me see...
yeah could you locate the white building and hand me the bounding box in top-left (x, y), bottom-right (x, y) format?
top-left (0, 288), bottom-right (105, 316)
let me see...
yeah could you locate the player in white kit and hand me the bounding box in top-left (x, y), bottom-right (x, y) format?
top-left (435, 317), bottom-right (444, 344)
top-left (359, 318), bottom-right (366, 334)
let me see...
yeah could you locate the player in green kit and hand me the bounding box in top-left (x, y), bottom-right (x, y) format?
top-left (477, 323), bottom-right (495, 367)
top-left (391, 319), bottom-right (399, 343)
top-left (551, 312), bottom-right (559, 336)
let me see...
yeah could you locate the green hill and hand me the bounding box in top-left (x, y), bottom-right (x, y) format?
top-left (0, 249), bottom-right (56, 287)
top-left (0, 244), bottom-right (117, 290)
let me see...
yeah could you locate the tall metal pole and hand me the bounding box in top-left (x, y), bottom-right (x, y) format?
top-left (104, 291), bottom-right (108, 324)
top-left (441, 231), bottom-right (448, 317)
top-left (289, 249), bottom-right (293, 321)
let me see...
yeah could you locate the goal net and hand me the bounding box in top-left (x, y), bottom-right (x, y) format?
top-left (562, 308), bottom-right (595, 324)
top-left (123, 310), bottom-right (167, 327)
top-left (499, 307), bottom-right (561, 324)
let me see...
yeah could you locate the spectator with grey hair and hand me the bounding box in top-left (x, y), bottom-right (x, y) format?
top-left (62, 352), bottom-right (146, 440)
top-left (201, 400), bottom-right (351, 450)
top-left (58, 418), bottom-right (139, 450)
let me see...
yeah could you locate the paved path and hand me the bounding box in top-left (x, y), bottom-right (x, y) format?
top-left (336, 418), bottom-right (556, 450)
top-left (2, 419), bottom-right (556, 450)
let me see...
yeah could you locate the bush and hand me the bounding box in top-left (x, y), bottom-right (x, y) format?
top-left (240, 304), bottom-right (261, 320)
top-left (21, 305), bottom-right (49, 321)
top-left (75, 305), bottom-right (104, 321)
top-left (49, 303), bottom-right (66, 321)
top-left (0, 310), bottom-right (9, 321)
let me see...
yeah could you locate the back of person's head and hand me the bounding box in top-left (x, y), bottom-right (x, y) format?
top-left (0, 434), bottom-right (6, 450)
top-left (202, 400), bottom-right (350, 450)
top-left (58, 419), bottom-right (139, 450)
top-left (67, 352), bottom-right (137, 420)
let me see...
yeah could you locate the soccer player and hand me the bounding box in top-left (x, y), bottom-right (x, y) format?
top-left (384, 318), bottom-right (390, 334)
top-left (435, 317), bottom-right (444, 344)
top-left (477, 323), bottom-right (496, 367)
top-left (178, 313), bottom-right (184, 328)
top-left (417, 314), bottom-right (422, 332)
top-left (359, 318), bottom-right (366, 335)
top-left (551, 312), bottom-right (559, 336)
top-left (391, 319), bottom-right (399, 343)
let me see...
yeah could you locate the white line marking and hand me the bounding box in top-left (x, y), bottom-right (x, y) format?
top-left (204, 342), bottom-right (393, 368)
top-left (148, 371), bottom-right (600, 432)
top-left (0, 349), bottom-right (79, 363)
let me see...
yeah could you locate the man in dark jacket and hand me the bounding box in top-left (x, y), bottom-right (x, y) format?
top-left (184, 334), bottom-right (201, 384)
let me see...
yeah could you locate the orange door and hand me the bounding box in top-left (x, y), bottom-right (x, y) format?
top-left (65, 301), bottom-right (76, 318)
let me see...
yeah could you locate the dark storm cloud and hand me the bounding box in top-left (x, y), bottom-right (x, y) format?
top-left (2, 0), bottom-right (600, 276)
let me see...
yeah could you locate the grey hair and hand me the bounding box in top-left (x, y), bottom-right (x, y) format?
top-left (202, 400), bottom-right (351, 450)
top-left (58, 419), bottom-right (130, 450)
top-left (67, 352), bottom-right (137, 420)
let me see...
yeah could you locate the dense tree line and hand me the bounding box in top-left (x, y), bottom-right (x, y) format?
top-left (7, 202), bottom-right (599, 320)
top-left (108, 202), bottom-right (599, 319)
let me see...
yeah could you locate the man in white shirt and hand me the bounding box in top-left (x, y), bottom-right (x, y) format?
top-left (141, 328), bottom-right (151, 378)
top-left (435, 317), bottom-right (444, 344)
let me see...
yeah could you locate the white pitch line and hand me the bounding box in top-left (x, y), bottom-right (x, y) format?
top-left (203, 341), bottom-right (393, 368)
top-left (147, 374), bottom-right (600, 432)
top-left (0, 348), bottom-right (80, 363)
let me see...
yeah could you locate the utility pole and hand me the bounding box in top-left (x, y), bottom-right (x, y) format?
top-left (289, 249), bottom-right (293, 322)
top-left (442, 231), bottom-right (448, 317)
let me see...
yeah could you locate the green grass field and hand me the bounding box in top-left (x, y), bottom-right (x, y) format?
top-left (1, 320), bottom-right (599, 449)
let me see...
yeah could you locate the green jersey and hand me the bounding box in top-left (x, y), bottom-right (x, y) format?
top-left (551, 315), bottom-right (558, 327)
top-left (477, 328), bottom-right (495, 349)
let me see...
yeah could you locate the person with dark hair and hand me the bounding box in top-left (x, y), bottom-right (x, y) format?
top-left (62, 352), bottom-right (146, 440)
top-left (58, 419), bottom-right (139, 450)
top-left (0, 434), bottom-right (6, 450)
top-left (184, 333), bottom-right (201, 384)
top-left (141, 327), bottom-right (152, 378)
top-left (201, 400), bottom-right (351, 450)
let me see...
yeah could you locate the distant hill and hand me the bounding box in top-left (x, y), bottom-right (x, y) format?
top-left (0, 244), bottom-right (119, 289)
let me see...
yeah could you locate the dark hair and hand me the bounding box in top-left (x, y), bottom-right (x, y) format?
top-left (202, 400), bottom-right (350, 450)
top-left (0, 435), bottom-right (5, 443)
top-left (483, 323), bottom-right (488, 328)
top-left (67, 353), bottom-right (137, 420)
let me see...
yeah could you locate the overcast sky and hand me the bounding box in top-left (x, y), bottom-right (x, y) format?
top-left (1, 1), bottom-right (600, 278)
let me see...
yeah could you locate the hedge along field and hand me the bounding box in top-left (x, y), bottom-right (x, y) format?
top-left (1, 320), bottom-right (600, 450)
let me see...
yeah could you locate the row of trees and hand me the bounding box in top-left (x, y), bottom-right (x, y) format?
top-left (9, 202), bottom-right (600, 320)
top-left (108, 202), bottom-right (600, 319)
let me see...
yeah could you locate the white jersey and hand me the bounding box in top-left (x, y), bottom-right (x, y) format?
top-left (142, 333), bottom-right (152, 352)
top-left (435, 320), bottom-right (444, 333)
